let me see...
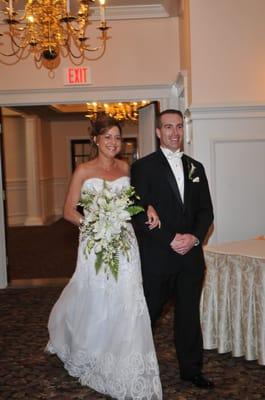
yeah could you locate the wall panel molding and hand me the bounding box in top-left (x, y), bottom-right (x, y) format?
top-left (53, 177), bottom-right (68, 217)
top-left (0, 84), bottom-right (174, 106)
top-left (6, 177), bottom-right (68, 225)
top-left (188, 103), bottom-right (265, 244)
top-left (190, 103), bottom-right (265, 120)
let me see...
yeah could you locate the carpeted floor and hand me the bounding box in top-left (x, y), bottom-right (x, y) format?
top-left (3, 220), bottom-right (265, 399)
top-left (1, 286), bottom-right (265, 400)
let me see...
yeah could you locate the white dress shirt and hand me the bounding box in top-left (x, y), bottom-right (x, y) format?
top-left (161, 147), bottom-right (184, 202)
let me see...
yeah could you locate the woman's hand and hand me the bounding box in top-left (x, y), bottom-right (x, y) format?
top-left (146, 205), bottom-right (161, 230)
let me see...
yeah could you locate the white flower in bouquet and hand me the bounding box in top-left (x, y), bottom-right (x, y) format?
top-left (78, 182), bottom-right (144, 280)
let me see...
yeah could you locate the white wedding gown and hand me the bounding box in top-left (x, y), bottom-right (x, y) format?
top-left (46, 177), bottom-right (162, 400)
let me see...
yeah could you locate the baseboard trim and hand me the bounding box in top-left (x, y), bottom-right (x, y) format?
top-left (9, 278), bottom-right (69, 288)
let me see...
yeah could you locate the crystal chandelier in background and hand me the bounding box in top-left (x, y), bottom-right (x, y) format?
top-left (85, 101), bottom-right (150, 123)
top-left (0, 0), bottom-right (110, 76)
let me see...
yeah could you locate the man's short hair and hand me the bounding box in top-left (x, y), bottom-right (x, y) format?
top-left (157, 109), bottom-right (183, 128)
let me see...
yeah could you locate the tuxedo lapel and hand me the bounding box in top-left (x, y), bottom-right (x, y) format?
top-left (182, 155), bottom-right (191, 209)
top-left (157, 149), bottom-right (184, 210)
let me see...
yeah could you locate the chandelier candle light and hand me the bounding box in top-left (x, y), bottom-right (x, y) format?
top-left (0, 0), bottom-right (110, 76)
top-left (85, 101), bottom-right (150, 122)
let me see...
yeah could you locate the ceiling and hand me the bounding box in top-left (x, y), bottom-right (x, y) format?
top-left (4, 101), bottom-right (150, 120)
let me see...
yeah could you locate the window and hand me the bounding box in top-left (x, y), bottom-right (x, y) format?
top-left (71, 139), bottom-right (95, 171)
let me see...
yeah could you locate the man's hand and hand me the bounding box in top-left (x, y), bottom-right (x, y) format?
top-left (170, 233), bottom-right (198, 255)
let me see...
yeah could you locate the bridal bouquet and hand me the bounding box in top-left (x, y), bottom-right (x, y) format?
top-left (78, 182), bottom-right (143, 280)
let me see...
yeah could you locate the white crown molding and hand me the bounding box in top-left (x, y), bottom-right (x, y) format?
top-left (0, 4), bottom-right (170, 24)
top-left (102, 5), bottom-right (169, 20)
top-left (0, 84), bottom-right (174, 106)
top-left (190, 103), bottom-right (265, 120)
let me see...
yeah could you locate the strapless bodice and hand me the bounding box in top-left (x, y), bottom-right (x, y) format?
top-left (81, 176), bottom-right (130, 193)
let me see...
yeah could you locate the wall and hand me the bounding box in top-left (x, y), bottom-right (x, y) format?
top-left (178, 0), bottom-right (192, 104)
top-left (184, 0), bottom-right (265, 243)
top-left (189, 0), bottom-right (265, 105)
top-left (0, 18), bottom-right (179, 92)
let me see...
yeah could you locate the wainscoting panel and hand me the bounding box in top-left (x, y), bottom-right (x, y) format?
top-left (212, 138), bottom-right (265, 242)
top-left (53, 177), bottom-right (68, 217)
top-left (189, 104), bottom-right (265, 243)
top-left (40, 177), bottom-right (57, 224)
top-left (6, 177), bottom-right (68, 226)
top-left (6, 179), bottom-right (27, 226)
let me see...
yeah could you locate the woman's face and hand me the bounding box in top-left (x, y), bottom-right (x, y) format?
top-left (96, 126), bottom-right (122, 158)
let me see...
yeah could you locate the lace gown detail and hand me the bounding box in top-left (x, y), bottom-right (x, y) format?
top-left (46, 177), bottom-right (162, 400)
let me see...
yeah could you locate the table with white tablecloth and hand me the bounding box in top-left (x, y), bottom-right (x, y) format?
top-left (201, 239), bottom-right (265, 365)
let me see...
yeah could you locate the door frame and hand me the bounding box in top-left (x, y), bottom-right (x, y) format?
top-left (0, 83), bottom-right (179, 288)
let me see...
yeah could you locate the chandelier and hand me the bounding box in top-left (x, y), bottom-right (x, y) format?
top-left (0, 0), bottom-right (110, 76)
top-left (85, 101), bottom-right (150, 123)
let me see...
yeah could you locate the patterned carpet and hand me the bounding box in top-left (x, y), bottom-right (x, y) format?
top-left (1, 286), bottom-right (265, 400)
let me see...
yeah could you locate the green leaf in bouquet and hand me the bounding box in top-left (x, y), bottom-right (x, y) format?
top-left (127, 205), bottom-right (144, 216)
top-left (110, 253), bottom-right (119, 281)
top-left (95, 251), bottom-right (104, 274)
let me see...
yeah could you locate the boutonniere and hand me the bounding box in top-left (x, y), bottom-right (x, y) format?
top-left (188, 162), bottom-right (200, 182)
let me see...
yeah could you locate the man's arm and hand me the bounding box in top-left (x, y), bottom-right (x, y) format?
top-left (131, 160), bottom-right (175, 248)
top-left (170, 162), bottom-right (214, 255)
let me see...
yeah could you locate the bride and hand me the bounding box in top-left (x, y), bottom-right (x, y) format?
top-left (46, 116), bottom-right (163, 400)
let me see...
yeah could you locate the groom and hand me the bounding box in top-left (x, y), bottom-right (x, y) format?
top-left (131, 109), bottom-right (214, 389)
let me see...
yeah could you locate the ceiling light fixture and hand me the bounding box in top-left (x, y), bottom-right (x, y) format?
top-left (0, 0), bottom-right (110, 77)
top-left (85, 101), bottom-right (150, 123)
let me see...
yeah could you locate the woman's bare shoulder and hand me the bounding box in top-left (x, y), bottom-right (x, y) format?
top-left (116, 158), bottom-right (130, 175)
top-left (72, 160), bottom-right (97, 181)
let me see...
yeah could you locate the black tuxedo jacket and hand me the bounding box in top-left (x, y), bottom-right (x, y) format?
top-left (131, 149), bottom-right (214, 275)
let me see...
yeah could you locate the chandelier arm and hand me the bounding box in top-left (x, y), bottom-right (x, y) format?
top-left (10, 37), bottom-right (33, 60)
top-left (67, 46), bottom-right (85, 65)
top-left (83, 41), bottom-right (107, 61)
top-left (0, 46), bottom-right (29, 64)
top-left (78, 28), bottom-right (109, 53)
top-left (0, 56), bottom-right (25, 65)
top-left (65, 21), bottom-right (109, 54)
top-left (0, 0), bottom-right (111, 75)
top-left (0, 35), bottom-right (30, 58)
top-left (34, 58), bottom-right (44, 70)
top-left (33, 52), bottom-right (43, 64)
top-left (8, 32), bottom-right (31, 50)
top-left (66, 40), bottom-right (106, 62)
top-left (0, 46), bottom-right (22, 57)
top-left (65, 30), bottom-right (105, 55)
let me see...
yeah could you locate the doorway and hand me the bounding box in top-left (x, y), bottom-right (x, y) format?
top-left (0, 100), bottom-right (165, 288)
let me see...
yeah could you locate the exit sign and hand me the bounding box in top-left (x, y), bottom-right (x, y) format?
top-left (64, 67), bottom-right (92, 85)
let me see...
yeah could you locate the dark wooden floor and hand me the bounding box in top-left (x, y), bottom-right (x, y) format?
top-left (6, 219), bottom-right (78, 281)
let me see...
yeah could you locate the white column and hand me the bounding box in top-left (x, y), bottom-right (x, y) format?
top-left (24, 116), bottom-right (43, 226)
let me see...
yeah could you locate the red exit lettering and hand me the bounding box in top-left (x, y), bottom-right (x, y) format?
top-left (65, 67), bottom-right (91, 85)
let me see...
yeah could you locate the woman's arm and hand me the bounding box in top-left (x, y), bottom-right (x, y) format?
top-left (146, 205), bottom-right (161, 229)
top-left (63, 164), bottom-right (87, 226)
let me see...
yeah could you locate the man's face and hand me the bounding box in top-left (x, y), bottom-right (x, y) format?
top-left (156, 113), bottom-right (184, 152)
